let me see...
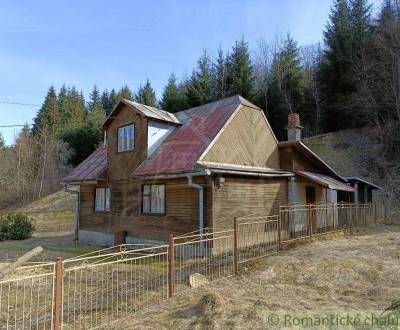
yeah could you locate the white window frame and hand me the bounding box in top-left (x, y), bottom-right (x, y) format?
top-left (142, 184), bottom-right (165, 214)
top-left (95, 187), bottom-right (111, 212)
top-left (118, 124), bottom-right (135, 153)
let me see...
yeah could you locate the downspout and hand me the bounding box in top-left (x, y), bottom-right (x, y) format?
top-left (187, 172), bottom-right (209, 256)
top-left (64, 184), bottom-right (80, 242)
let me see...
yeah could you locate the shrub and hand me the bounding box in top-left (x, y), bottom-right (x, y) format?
top-left (0, 213), bottom-right (35, 241)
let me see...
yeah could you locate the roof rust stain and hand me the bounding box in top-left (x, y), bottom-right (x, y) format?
top-left (62, 144), bottom-right (107, 183)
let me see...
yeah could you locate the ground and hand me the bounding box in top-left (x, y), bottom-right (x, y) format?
top-left (0, 190), bottom-right (98, 262)
top-left (110, 224), bottom-right (400, 329)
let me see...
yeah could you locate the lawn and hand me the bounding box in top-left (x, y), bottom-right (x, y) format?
top-left (111, 224), bottom-right (400, 329)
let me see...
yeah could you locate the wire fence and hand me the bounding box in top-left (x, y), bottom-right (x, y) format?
top-left (0, 202), bottom-right (385, 329)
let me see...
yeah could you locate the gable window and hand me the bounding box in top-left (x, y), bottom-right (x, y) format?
top-left (118, 124), bottom-right (134, 152)
top-left (142, 184), bottom-right (165, 214)
top-left (95, 187), bottom-right (111, 212)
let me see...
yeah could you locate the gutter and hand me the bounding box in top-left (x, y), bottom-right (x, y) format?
top-left (64, 184), bottom-right (80, 242)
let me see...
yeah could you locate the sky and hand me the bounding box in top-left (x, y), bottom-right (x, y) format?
top-left (0, 0), bottom-right (382, 145)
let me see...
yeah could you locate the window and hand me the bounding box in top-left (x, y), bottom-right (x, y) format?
top-left (118, 124), bottom-right (134, 152)
top-left (95, 188), bottom-right (111, 212)
top-left (142, 184), bottom-right (165, 214)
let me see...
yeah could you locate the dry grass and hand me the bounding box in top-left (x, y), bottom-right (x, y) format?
top-left (109, 224), bottom-right (400, 329)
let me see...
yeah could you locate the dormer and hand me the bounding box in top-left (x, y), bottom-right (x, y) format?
top-left (102, 100), bottom-right (180, 181)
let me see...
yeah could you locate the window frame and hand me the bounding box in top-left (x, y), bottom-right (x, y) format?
top-left (141, 184), bottom-right (166, 215)
top-left (94, 187), bottom-right (111, 212)
top-left (117, 123), bottom-right (135, 153)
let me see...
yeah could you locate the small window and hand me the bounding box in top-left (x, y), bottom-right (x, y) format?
top-left (142, 184), bottom-right (165, 214)
top-left (95, 187), bottom-right (111, 212)
top-left (118, 124), bottom-right (134, 152)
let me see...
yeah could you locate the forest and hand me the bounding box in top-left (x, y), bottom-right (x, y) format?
top-left (0, 0), bottom-right (399, 208)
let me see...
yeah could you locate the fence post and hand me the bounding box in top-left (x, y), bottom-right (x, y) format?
top-left (233, 217), bottom-right (239, 275)
top-left (332, 203), bottom-right (335, 231)
top-left (277, 210), bottom-right (282, 252)
top-left (168, 234), bottom-right (174, 298)
top-left (53, 257), bottom-right (63, 330)
top-left (308, 204), bottom-right (312, 238)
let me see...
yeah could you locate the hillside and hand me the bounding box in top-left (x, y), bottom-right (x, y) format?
top-left (304, 128), bottom-right (382, 185)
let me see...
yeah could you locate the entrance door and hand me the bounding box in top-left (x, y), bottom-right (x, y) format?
top-left (306, 186), bottom-right (316, 204)
top-left (305, 187), bottom-right (316, 233)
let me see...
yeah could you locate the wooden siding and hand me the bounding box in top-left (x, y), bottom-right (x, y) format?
top-left (280, 147), bottom-right (329, 174)
top-left (212, 176), bottom-right (288, 230)
top-left (201, 105), bottom-right (280, 169)
top-left (79, 177), bottom-right (213, 242)
top-left (107, 105), bottom-right (148, 181)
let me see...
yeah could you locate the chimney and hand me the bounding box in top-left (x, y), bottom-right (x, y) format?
top-left (287, 113), bottom-right (303, 142)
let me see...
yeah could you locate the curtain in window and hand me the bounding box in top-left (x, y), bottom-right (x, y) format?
top-left (143, 185), bottom-right (151, 213)
top-left (105, 188), bottom-right (111, 211)
top-left (151, 185), bottom-right (165, 214)
top-left (95, 188), bottom-right (105, 211)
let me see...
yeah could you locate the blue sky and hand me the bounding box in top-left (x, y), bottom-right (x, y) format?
top-left (0, 0), bottom-right (381, 145)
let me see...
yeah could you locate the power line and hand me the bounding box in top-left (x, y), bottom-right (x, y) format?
top-left (0, 124), bottom-right (32, 128)
top-left (0, 101), bottom-right (40, 107)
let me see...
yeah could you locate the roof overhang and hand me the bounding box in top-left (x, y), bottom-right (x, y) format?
top-left (102, 99), bottom-right (181, 129)
top-left (295, 171), bottom-right (355, 192)
top-left (278, 141), bottom-right (347, 182)
top-left (344, 176), bottom-right (382, 190)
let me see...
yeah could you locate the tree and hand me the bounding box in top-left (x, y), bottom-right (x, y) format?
top-left (160, 73), bottom-right (188, 112)
top-left (87, 85), bottom-right (106, 127)
top-left (185, 50), bottom-right (214, 107)
top-left (0, 133), bottom-right (5, 149)
top-left (117, 85), bottom-right (134, 102)
top-left (226, 37), bottom-right (255, 100)
top-left (135, 79), bottom-right (157, 107)
top-left (213, 47), bottom-right (229, 99)
top-left (267, 35), bottom-right (303, 140)
top-left (32, 86), bottom-right (61, 136)
top-left (300, 43), bottom-right (323, 135)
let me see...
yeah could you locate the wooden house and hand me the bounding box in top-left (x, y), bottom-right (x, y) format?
top-left (62, 96), bottom-right (380, 246)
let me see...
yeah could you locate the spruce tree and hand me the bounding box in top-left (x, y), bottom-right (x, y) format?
top-left (213, 47), bottom-right (229, 99)
top-left (160, 73), bottom-right (188, 112)
top-left (135, 79), bottom-right (157, 107)
top-left (185, 50), bottom-right (214, 107)
top-left (267, 35), bottom-right (303, 140)
top-left (87, 85), bottom-right (106, 127)
top-left (0, 133), bottom-right (5, 149)
top-left (226, 37), bottom-right (255, 101)
top-left (32, 86), bottom-right (61, 135)
top-left (117, 85), bottom-right (134, 102)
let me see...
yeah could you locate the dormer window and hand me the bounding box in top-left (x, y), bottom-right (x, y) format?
top-left (118, 124), bottom-right (135, 152)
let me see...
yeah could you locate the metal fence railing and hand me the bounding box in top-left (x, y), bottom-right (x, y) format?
top-left (0, 202), bottom-right (385, 329)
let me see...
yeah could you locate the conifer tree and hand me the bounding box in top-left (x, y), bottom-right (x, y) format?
top-left (0, 133), bottom-right (5, 149)
top-left (267, 35), bottom-right (303, 140)
top-left (213, 47), bottom-right (229, 99)
top-left (135, 79), bottom-right (157, 107)
top-left (226, 37), bottom-right (255, 101)
top-left (32, 86), bottom-right (61, 135)
top-left (185, 50), bottom-right (214, 107)
top-left (160, 73), bottom-right (188, 112)
top-left (117, 85), bottom-right (134, 102)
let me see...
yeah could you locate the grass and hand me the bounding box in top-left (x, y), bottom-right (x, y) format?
top-left (0, 190), bottom-right (99, 262)
top-left (111, 223), bottom-right (400, 329)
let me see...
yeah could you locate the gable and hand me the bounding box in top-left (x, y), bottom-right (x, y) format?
top-left (200, 105), bottom-right (280, 169)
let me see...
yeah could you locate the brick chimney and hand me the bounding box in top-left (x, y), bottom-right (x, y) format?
top-left (287, 113), bottom-right (303, 142)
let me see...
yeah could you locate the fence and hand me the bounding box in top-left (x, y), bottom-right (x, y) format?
top-left (0, 203), bottom-right (384, 329)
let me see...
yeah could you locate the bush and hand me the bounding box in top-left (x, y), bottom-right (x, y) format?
top-left (0, 213), bottom-right (35, 241)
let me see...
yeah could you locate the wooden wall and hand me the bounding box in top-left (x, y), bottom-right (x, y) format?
top-left (280, 146), bottom-right (329, 174)
top-left (106, 105), bottom-right (148, 181)
top-left (79, 177), bottom-right (213, 242)
top-left (201, 105), bottom-right (280, 169)
top-left (212, 176), bottom-right (288, 230)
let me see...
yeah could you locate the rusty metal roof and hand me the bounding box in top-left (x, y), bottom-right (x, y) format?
top-left (295, 171), bottom-right (355, 192)
top-left (103, 100), bottom-right (180, 128)
top-left (132, 96), bottom-right (246, 177)
top-left (62, 144), bottom-right (107, 184)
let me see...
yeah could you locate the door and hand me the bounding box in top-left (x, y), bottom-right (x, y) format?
top-left (305, 187), bottom-right (316, 233)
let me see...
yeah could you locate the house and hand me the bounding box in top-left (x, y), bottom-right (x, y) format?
top-left (62, 95), bottom-right (380, 246)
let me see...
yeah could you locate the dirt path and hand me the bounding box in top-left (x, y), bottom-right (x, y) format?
top-left (109, 224), bottom-right (400, 329)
